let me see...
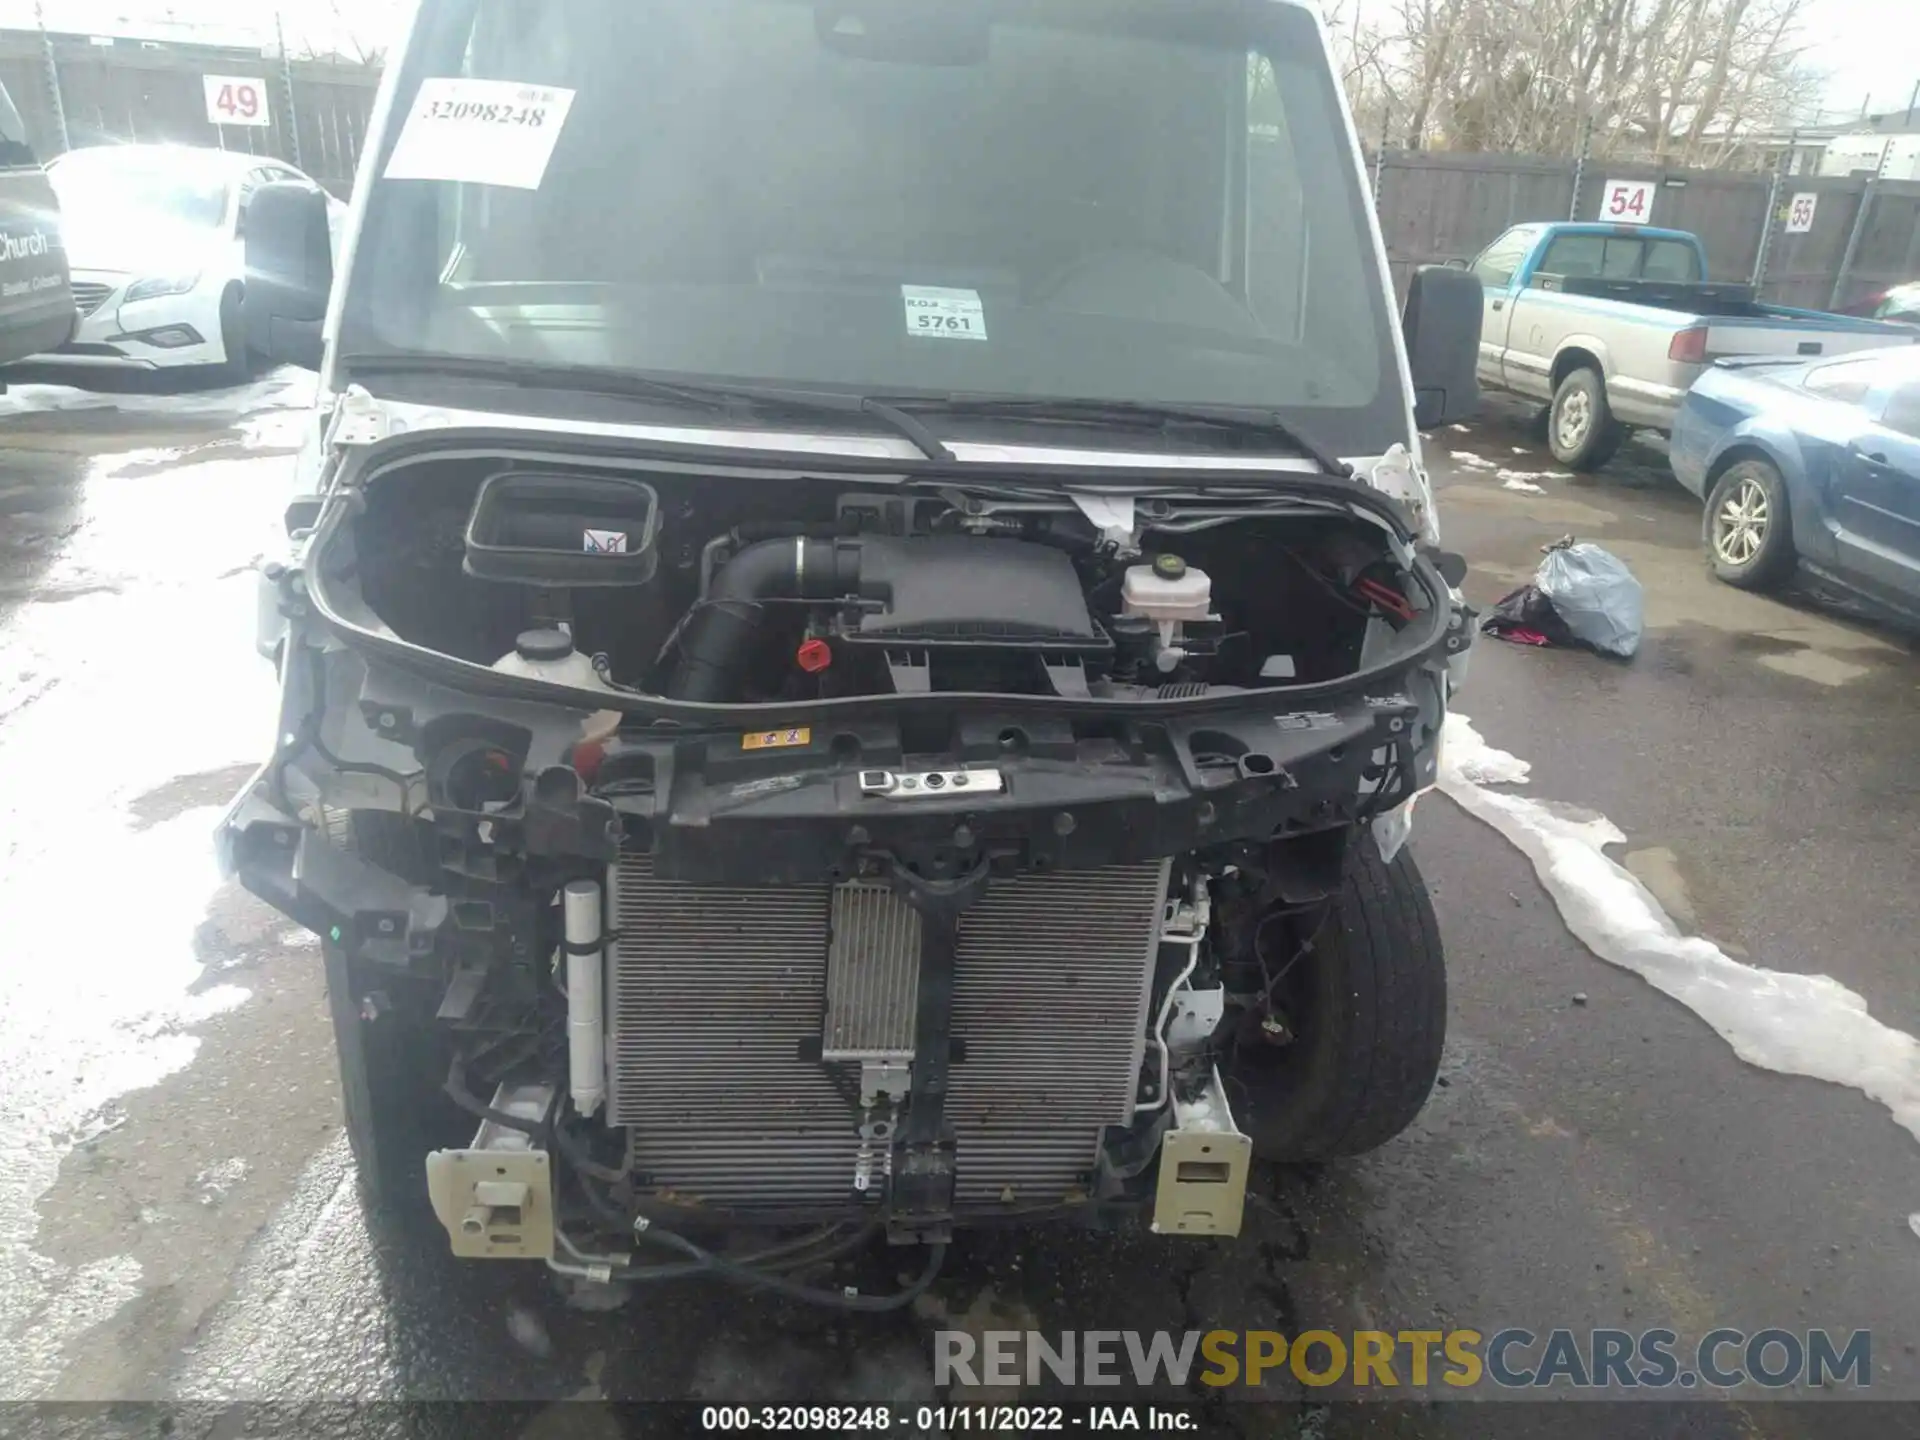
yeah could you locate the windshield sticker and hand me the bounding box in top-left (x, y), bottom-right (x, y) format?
top-left (903, 286), bottom-right (987, 342)
top-left (383, 78), bottom-right (576, 191)
top-left (583, 528), bottom-right (629, 554)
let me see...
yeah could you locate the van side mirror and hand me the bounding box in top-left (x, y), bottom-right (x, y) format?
top-left (242, 181), bottom-right (332, 372)
top-left (1401, 264), bottom-right (1482, 429)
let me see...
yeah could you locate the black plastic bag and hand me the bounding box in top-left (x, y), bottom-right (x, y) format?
top-left (1480, 582), bottom-right (1578, 648)
top-left (1479, 536), bottom-right (1644, 657)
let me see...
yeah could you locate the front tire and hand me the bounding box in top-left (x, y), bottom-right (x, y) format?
top-left (1549, 366), bottom-right (1626, 471)
top-left (1705, 458), bottom-right (1795, 591)
top-left (1224, 842), bottom-right (1447, 1161)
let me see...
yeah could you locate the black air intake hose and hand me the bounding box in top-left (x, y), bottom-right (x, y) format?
top-left (669, 536), bottom-right (862, 701)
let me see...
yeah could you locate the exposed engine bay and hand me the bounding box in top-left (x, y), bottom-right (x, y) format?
top-left (345, 458), bottom-right (1436, 706)
top-left (224, 439), bottom-right (1469, 1304)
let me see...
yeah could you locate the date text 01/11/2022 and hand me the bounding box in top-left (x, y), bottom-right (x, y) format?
top-left (697, 1403), bottom-right (1199, 1432)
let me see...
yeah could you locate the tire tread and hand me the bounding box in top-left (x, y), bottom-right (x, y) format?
top-left (1231, 843), bottom-right (1448, 1160)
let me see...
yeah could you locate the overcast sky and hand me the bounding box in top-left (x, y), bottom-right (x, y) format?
top-left (1804, 0), bottom-right (1917, 118)
top-left (10, 0), bottom-right (1918, 120)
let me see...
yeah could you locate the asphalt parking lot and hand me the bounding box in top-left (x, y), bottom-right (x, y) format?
top-left (4, 374), bottom-right (1920, 1437)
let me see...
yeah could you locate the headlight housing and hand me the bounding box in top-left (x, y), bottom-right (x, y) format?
top-left (125, 273), bottom-right (200, 303)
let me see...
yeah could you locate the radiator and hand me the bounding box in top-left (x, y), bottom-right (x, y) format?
top-left (607, 856), bottom-right (1170, 1210)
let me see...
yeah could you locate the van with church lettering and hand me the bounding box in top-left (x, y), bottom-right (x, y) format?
top-left (0, 79), bottom-right (74, 372)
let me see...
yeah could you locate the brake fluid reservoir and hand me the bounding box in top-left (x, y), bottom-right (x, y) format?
top-left (1122, 555), bottom-right (1212, 623)
top-left (493, 628), bottom-right (617, 692)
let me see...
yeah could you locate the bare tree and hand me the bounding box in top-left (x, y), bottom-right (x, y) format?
top-left (1337, 0), bottom-right (1822, 162)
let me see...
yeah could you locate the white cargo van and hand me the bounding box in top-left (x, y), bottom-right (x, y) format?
top-left (227, 0), bottom-right (1484, 1303)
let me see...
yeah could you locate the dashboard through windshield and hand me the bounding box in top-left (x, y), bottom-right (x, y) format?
top-left (343, 0), bottom-right (1405, 456)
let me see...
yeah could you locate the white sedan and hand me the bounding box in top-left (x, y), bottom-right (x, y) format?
top-left (38, 144), bottom-right (343, 378)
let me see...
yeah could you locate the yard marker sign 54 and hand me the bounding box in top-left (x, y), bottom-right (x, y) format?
top-left (1600, 178), bottom-right (1655, 225)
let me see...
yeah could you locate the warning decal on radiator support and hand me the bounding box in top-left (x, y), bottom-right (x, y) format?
top-left (743, 727), bottom-right (811, 751)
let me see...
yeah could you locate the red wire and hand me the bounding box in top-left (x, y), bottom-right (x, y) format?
top-left (1354, 578), bottom-right (1415, 621)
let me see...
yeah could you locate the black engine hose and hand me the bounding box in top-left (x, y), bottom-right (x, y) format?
top-left (668, 535), bottom-right (861, 701)
top-left (637, 1226), bottom-right (948, 1312)
top-left (444, 1052), bottom-right (552, 1138)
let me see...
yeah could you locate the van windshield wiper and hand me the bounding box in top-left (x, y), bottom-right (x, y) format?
top-left (873, 393), bottom-right (1354, 477)
top-left (335, 351), bottom-right (957, 463)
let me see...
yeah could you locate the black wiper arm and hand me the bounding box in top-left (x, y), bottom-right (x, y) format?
top-left (337, 350), bottom-right (742, 414)
top-left (335, 351), bottom-right (956, 462)
top-left (879, 393), bottom-right (1354, 477)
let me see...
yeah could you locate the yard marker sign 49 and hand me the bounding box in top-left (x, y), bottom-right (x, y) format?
top-left (203, 75), bottom-right (271, 128)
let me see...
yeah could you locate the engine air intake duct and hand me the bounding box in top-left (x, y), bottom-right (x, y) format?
top-left (670, 537), bottom-right (862, 701)
top-left (668, 535), bottom-right (1107, 701)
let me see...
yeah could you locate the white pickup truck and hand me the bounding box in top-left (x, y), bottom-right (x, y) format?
top-left (1469, 221), bottom-right (1918, 469)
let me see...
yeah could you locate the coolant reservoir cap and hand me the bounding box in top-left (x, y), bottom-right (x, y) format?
top-left (514, 628), bottom-right (574, 662)
top-left (1153, 553), bottom-right (1188, 579)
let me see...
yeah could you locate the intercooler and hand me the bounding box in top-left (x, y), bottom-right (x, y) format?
top-left (607, 856), bottom-right (1171, 1211)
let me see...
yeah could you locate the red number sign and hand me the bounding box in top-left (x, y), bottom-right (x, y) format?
top-left (202, 75), bottom-right (271, 129)
top-left (1601, 180), bottom-right (1655, 225)
top-left (216, 83), bottom-right (258, 121)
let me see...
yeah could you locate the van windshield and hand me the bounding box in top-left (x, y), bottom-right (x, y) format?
top-left (342, 0), bottom-right (1405, 456)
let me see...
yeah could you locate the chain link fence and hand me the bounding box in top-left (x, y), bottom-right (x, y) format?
top-left (5, 27), bottom-right (1916, 314)
top-left (1365, 145), bottom-right (1920, 312)
top-left (0, 30), bottom-right (376, 195)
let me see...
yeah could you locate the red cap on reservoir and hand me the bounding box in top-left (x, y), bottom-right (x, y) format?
top-left (796, 638), bottom-right (833, 673)
top-left (571, 739), bottom-right (606, 783)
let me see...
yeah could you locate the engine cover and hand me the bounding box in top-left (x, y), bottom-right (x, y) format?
top-left (834, 536), bottom-right (1108, 654)
top-left (607, 856), bottom-right (1170, 1212)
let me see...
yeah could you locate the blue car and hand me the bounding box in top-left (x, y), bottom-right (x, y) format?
top-left (1671, 346), bottom-right (1920, 618)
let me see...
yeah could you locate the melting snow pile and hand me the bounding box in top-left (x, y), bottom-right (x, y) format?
top-left (1439, 713), bottom-right (1920, 1147)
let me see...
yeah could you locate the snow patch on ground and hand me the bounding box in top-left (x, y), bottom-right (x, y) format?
top-left (1442, 714), bottom-right (1532, 786)
top-left (1500, 476), bottom-right (1546, 495)
top-left (192, 1157), bottom-right (251, 1208)
top-left (0, 370), bottom-right (314, 434)
top-left (2, 1253), bottom-right (143, 1399)
top-left (1439, 712), bottom-right (1920, 1148)
top-left (1449, 450), bottom-right (1497, 469)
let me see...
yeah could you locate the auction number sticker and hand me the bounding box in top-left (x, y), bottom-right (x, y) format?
top-left (1600, 178), bottom-right (1655, 225)
top-left (1785, 192), bottom-right (1818, 234)
top-left (903, 285), bottom-right (987, 341)
top-left (384, 78), bottom-right (577, 191)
